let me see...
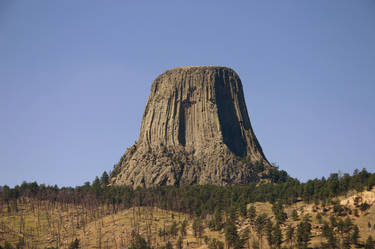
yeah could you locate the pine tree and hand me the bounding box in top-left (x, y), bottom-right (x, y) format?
top-left (296, 219), bottom-right (312, 249)
top-left (170, 221), bottom-right (178, 237)
top-left (209, 208), bottom-right (223, 231)
top-left (286, 224), bottom-right (294, 248)
top-left (192, 218), bottom-right (204, 240)
top-left (247, 205), bottom-right (256, 222)
top-left (272, 223), bottom-right (283, 249)
top-left (100, 171), bottom-right (109, 186)
top-left (255, 214), bottom-right (267, 249)
top-left (351, 225), bottom-right (360, 246)
top-left (208, 238), bottom-right (224, 249)
top-left (322, 221), bottom-right (337, 249)
top-left (68, 239), bottom-right (80, 249)
top-left (272, 202), bottom-right (287, 224)
top-left (265, 219), bottom-right (273, 247)
top-left (176, 237), bottom-right (183, 249)
top-left (180, 220), bottom-right (187, 237)
top-left (365, 236), bottom-right (375, 249)
top-left (316, 213), bottom-right (322, 223)
top-left (92, 176), bottom-right (100, 188)
top-left (165, 241), bottom-right (173, 249)
top-left (129, 232), bottom-right (151, 249)
top-left (224, 220), bottom-right (239, 249)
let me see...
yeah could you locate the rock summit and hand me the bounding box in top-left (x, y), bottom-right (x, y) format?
top-left (111, 66), bottom-right (272, 187)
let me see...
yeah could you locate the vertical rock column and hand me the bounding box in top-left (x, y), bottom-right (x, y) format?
top-left (111, 66), bottom-right (270, 188)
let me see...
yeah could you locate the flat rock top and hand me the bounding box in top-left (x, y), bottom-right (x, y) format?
top-left (163, 65), bottom-right (236, 74)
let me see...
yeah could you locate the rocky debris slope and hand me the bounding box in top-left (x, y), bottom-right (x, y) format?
top-left (111, 66), bottom-right (272, 188)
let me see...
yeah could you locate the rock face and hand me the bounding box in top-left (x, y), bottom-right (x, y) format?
top-left (111, 66), bottom-right (271, 188)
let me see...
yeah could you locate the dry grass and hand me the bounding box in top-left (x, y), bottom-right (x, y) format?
top-left (1, 188), bottom-right (375, 249)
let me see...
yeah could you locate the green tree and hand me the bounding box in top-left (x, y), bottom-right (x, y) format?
top-left (365, 236), bottom-right (375, 249)
top-left (180, 220), bottom-right (187, 237)
top-left (272, 202), bottom-right (287, 224)
top-left (100, 171), bottom-right (109, 185)
top-left (92, 176), bottom-right (100, 188)
top-left (170, 221), bottom-right (178, 237)
top-left (15, 238), bottom-right (25, 249)
top-left (193, 218), bottom-right (204, 240)
top-left (224, 220), bottom-right (239, 249)
top-left (351, 225), bottom-right (360, 246)
top-left (285, 224), bottom-right (294, 248)
top-left (68, 239), bottom-right (80, 249)
top-left (209, 208), bottom-right (224, 231)
top-left (255, 214), bottom-right (268, 249)
top-left (176, 237), bottom-right (183, 249)
top-left (208, 238), bottom-right (224, 249)
top-left (165, 241), bottom-right (173, 249)
top-left (296, 219), bottom-right (312, 249)
top-left (129, 232), bottom-right (151, 249)
top-left (272, 223), bottom-right (283, 249)
top-left (241, 227), bottom-right (250, 249)
top-left (247, 205), bottom-right (256, 221)
top-left (316, 213), bottom-right (322, 223)
top-left (321, 221), bottom-right (337, 249)
top-left (3, 241), bottom-right (14, 249)
top-left (330, 216), bottom-right (337, 227)
top-left (265, 219), bottom-right (273, 247)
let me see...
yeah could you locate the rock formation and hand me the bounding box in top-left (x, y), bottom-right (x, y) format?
top-left (110, 66), bottom-right (272, 188)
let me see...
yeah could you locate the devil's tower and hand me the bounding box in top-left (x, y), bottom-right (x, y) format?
top-left (110, 66), bottom-right (272, 187)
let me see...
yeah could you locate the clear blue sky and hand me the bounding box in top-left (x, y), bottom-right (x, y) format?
top-left (1, 1), bottom-right (374, 187)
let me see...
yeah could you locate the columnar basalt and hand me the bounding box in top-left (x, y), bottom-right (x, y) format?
top-left (111, 66), bottom-right (271, 187)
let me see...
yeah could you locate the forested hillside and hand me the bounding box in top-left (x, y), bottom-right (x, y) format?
top-left (1, 168), bottom-right (375, 249)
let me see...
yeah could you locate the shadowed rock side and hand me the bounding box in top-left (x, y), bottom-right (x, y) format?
top-left (111, 66), bottom-right (271, 188)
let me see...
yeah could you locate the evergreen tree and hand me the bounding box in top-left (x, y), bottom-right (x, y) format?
top-left (285, 224), bottom-right (294, 248)
top-left (170, 221), bottom-right (178, 237)
top-left (365, 236), bottom-right (375, 249)
top-left (180, 220), bottom-right (187, 237)
top-left (265, 219), bottom-right (273, 247)
top-left (128, 232), bottom-right (151, 249)
top-left (241, 227), bottom-right (250, 249)
top-left (192, 218), bottom-right (204, 240)
top-left (272, 202), bottom-right (287, 224)
top-left (247, 205), bottom-right (256, 221)
top-left (322, 221), bottom-right (337, 249)
top-left (92, 176), bottom-right (100, 188)
top-left (176, 237), bottom-right (183, 249)
top-left (255, 214), bottom-right (267, 249)
top-left (165, 241), bottom-right (173, 249)
top-left (240, 202), bottom-right (247, 217)
top-left (272, 223), bottom-right (282, 249)
top-left (100, 171), bottom-right (109, 186)
top-left (330, 216), bottom-right (337, 227)
top-left (68, 239), bottom-right (80, 249)
top-left (224, 220), bottom-right (239, 249)
top-left (351, 225), bottom-right (360, 246)
top-left (208, 239), bottom-right (224, 249)
top-left (316, 213), bottom-right (322, 223)
top-left (296, 219), bottom-right (312, 249)
top-left (209, 208), bottom-right (223, 231)
top-left (3, 242), bottom-right (14, 249)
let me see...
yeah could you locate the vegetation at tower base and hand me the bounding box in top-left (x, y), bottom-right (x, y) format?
top-left (1, 168), bottom-right (375, 248)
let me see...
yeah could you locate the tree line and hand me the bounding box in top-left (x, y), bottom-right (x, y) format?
top-left (1, 168), bottom-right (374, 217)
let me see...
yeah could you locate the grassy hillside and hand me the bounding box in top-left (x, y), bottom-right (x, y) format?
top-left (1, 188), bottom-right (374, 249)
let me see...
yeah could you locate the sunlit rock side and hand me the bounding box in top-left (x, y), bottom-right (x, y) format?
top-left (111, 66), bottom-right (271, 188)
